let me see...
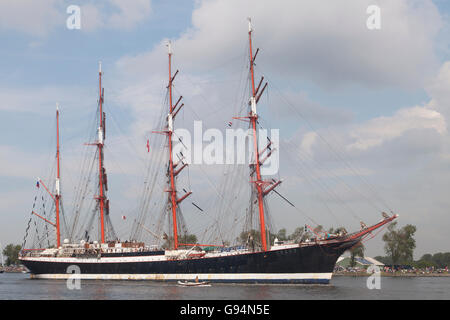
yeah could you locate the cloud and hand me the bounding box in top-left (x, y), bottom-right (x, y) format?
top-left (0, 145), bottom-right (47, 179)
top-left (107, 0), bottom-right (152, 30)
top-left (0, 0), bottom-right (152, 36)
top-left (0, 85), bottom-right (91, 113)
top-left (268, 90), bottom-right (354, 127)
top-left (295, 60), bottom-right (450, 163)
top-left (426, 61), bottom-right (450, 119)
top-left (300, 131), bottom-right (318, 156)
top-left (168, 0), bottom-right (442, 89)
top-left (0, 0), bottom-right (63, 37)
top-left (347, 106), bottom-right (446, 151)
top-left (80, 0), bottom-right (152, 32)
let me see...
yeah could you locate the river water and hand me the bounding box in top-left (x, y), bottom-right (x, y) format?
top-left (0, 273), bottom-right (449, 300)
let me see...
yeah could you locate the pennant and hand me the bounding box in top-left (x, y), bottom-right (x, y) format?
top-left (146, 139), bottom-right (150, 153)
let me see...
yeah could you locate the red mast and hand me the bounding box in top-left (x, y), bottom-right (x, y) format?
top-left (165, 42), bottom-right (191, 250)
top-left (232, 19), bottom-right (280, 251)
top-left (168, 43), bottom-right (178, 249)
top-left (247, 19), bottom-right (268, 251)
top-left (55, 104), bottom-right (61, 248)
top-left (97, 61), bottom-right (106, 243)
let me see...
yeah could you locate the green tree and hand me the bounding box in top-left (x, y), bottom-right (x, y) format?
top-left (276, 228), bottom-right (288, 241)
top-left (431, 252), bottom-right (450, 268)
top-left (413, 259), bottom-right (435, 269)
top-left (349, 242), bottom-right (365, 267)
top-left (238, 229), bottom-right (261, 247)
top-left (179, 233), bottom-right (197, 245)
top-left (411, 252), bottom-right (450, 269)
top-left (374, 255), bottom-right (392, 265)
top-left (162, 233), bottom-right (198, 249)
top-left (288, 227), bottom-right (305, 242)
top-left (382, 222), bottom-right (416, 265)
top-left (237, 229), bottom-right (277, 249)
top-left (420, 253), bottom-right (433, 263)
top-left (2, 244), bottom-right (22, 266)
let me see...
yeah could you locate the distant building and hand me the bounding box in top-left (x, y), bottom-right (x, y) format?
top-left (336, 255), bottom-right (384, 268)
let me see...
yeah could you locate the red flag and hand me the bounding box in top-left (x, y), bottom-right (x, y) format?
top-left (121, 215), bottom-right (126, 220)
top-left (146, 139), bottom-right (150, 153)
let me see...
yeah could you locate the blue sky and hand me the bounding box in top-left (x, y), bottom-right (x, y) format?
top-left (1, 0), bottom-right (449, 258)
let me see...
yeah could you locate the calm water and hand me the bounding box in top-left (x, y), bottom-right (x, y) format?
top-left (0, 273), bottom-right (449, 300)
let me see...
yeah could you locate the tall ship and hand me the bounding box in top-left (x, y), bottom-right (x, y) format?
top-left (19, 20), bottom-right (397, 284)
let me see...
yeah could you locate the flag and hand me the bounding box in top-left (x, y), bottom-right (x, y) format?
top-left (228, 121), bottom-right (232, 127)
top-left (36, 181), bottom-right (40, 188)
top-left (121, 215), bottom-right (126, 220)
top-left (146, 139), bottom-right (150, 153)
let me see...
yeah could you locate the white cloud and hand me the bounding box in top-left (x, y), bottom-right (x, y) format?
top-left (0, 145), bottom-right (48, 179)
top-left (0, 85), bottom-right (90, 113)
top-left (426, 61), bottom-right (450, 119)
top-left (300, 131), bottom-right (318, 156)
top-left (0, 0), bottom-right (63, 36)
top-left (347, 106), bottom-right (446, 151)
top-left (79, 4), bottom-right (104, 32)
top-left (80, 0), bottom-right (152, 32)
top-left (166, 0), bottom-right (442, 89)
top-left (0, 0), bottom-right (152, 36)
top-left (107, 0), bottom-right (152, 30)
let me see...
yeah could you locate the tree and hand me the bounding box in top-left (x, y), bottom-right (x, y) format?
top-left (276, 228), bottom-right (288, 241)
top-left (179, 233), bottom-right (197, 245)
top-left (349, 242), bottom-right (365, 267)
top-left (237, 229), bottom-right (277, 250)
top-left (288, 227), bottom-right (305, 242)
top-left (2, 244), bottom-right (22, 266)
top-left (420, 253), bottom-right (433, 263)
top-left (413, 259), bottom-right (435, 269)
top-left (374, 255), bottom-right (392, 265)
top-left (431, 252), bottom-right (450, 268)
top-left (382, 222), bottom-right (416, 265)
top-left (162, 233), bottom-right (197, 249)
top-left (238, 229), bottom-right (261, 248)
top-left (409, 252), bottom-right (450, 269)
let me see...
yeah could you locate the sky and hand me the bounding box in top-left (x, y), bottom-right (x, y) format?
top-left (0, 0), bottom-right (449, 258)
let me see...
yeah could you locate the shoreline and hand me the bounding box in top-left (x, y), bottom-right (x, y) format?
top-left (333, 272), bottom-right (450, 277)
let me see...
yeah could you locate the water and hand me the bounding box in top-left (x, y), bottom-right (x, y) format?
top-left (0, 273), bottom-right (449, 300)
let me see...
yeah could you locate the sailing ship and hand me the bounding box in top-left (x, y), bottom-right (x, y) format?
top-left (19, 20), bottom-right (397, 284)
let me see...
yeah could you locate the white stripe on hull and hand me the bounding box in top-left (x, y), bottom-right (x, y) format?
top-left (30, 272), bottom-right (332, 283)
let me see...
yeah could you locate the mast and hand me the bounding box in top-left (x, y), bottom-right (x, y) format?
top-left (165, 41), bottom-right (190, 250)
top-left (55, 104), bottom-right (61, 248)
top-left (234, 19), bottom-right (281, 251)
top-left (168, 42), bottom-right (178, 249)
top-left (97, 61), bottom-right (106, 243)
top-left (247, 19), bottom-right (268, 251)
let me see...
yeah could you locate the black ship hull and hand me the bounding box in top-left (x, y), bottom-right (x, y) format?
top-left (20, 239), bottom-right (359, 284)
